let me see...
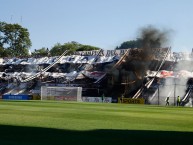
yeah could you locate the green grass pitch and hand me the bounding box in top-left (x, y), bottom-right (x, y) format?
top-left (0, 100), bottom-right (193, 145)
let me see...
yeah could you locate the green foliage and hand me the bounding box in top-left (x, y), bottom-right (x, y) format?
top-left (77, 45), bottom-right (100, 51)
top-left (49, 41), bottom-right (100, 56)
top-left (116, 38), bottom-right (142, 49)
top-left (31, 47), bottom-right (49, 57)
top-left (0, 21), bottom-right (32, 57)
top-left (0, 46), bottom-right (8, 57)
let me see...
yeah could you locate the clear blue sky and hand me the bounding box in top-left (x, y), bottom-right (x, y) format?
top-left (1, 0), bottom-right (193, 52)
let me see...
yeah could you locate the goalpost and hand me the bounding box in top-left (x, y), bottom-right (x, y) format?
top-left (41, 86), bottom-right (82, 101)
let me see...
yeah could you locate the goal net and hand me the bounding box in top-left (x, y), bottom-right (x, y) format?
top-left (41, 86), bottom-right (82, 101)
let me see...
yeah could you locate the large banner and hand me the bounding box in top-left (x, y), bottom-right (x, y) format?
top-left (1, 48), bottom-right (177, 68)
top-left (73, 49), bottom-right (128, 56)
top-left (74, 48), bottom-right (170, 59)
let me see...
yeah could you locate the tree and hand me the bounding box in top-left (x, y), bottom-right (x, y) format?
top-left (76, 45), bottom-right (100, 51)
top-left (116, 38), bottom-right (142, 50)
top-left (0, 21), bottom-right (32, 57)
top-left (31, 47), bottom-right (49, 57)
top-left (0, 46), bottom-right (9, 57)
top-left (49, 43), bottom-right (63, 56)
top-left (49, 41), bottom-right (100, 56)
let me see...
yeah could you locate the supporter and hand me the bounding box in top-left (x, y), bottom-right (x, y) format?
top-left (165, 96), bottom-right (169, 106)
top-left (177, 96), bottom-right (181, 106)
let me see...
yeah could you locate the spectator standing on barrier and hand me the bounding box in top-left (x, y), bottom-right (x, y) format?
top-left (165, 96), bottom-right (169, 106)
top-left (177, 96), bottom-right (181, 106)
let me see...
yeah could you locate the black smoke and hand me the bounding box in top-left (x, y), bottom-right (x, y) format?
top-left (138, 25), bottom-right (171, 60)
top-left (110, 25), bottom-right (172, 97)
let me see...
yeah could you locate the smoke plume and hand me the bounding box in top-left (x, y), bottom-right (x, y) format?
top-left (138, 25), bottom-right (171, 60)
top-left (119, 25), bottom-right (171, 96)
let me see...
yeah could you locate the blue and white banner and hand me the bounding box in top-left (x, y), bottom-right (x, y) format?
top-left (2, 95), bottom-right (30, 100)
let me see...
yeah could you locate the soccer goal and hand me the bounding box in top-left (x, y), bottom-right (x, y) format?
top-left (41, 86), bottom-right (82, 101)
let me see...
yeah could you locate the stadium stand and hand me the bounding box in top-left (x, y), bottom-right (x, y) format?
top-left (0, 48), bottom-right (193, 106)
